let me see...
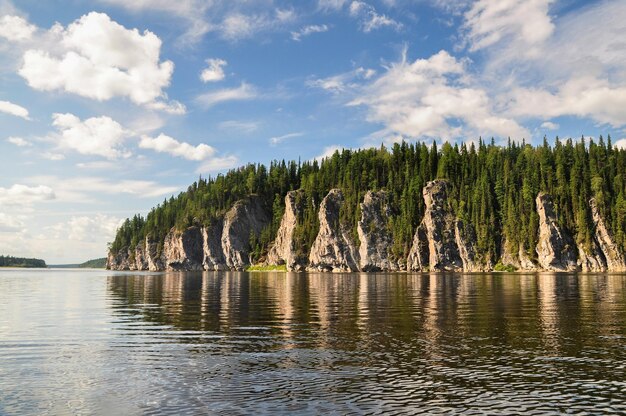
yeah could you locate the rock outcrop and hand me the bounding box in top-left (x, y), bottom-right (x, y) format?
top-left (267, 190), bottom-right (307, 271)
top-left (501, 240), bottom-right (537, 271)
top-left (221, 196), bottom-right (270, 270)
top-left (535, 193), bottom-right (577, 271)
top-left (134, 244), bottom-right (148, 271)
top-left (408, 180), bottom-right (465, 271)
top-left (577, 198), bottom-right (626, 272)
top-left (455, 219), bottom-right (482, 271)
top-left (162, 226), bottom-right (204, 271)
top-left (308, 189), bottom-right (359, 272)
top-left (107, 249), bottom-right (131, 270)
top-left (407, 222), bottom-right (429, 271)
top-left (145, 236), bottom-right (164, 271)
top-left (202, 220), bottom-right (226, 271)
top-left (357, 190), bottom-right (400, 271)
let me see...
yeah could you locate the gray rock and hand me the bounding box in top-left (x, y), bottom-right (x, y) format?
top-left (145, 236), bottom-right (164, 271)
top-left (267, 190), bottom-right (307, 271)
top-left (358, 190), bottom-right (400, 271)
top-left (202, 219), bottom-right (226, 270)
top-left (163, 226), bottom-right (204, 271)
top-left (407, 222), bottom-right (429, 271)
top-left (535, 193), bottom-right (577, 271)
top-left (590, 198), bottom-right (626, 271)
top-left (221, 196), bottom-right (270, 271)
top-left (455, 218), bottom-right (483, 271)
top-left (308, 189), bottom-right (359, 272)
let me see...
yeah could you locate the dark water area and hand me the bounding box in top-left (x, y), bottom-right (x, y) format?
top-left (1, 269), bottom-right (625, 415)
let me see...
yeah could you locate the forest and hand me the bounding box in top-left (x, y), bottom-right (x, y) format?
top-left (110, 136), bottom-right (626, 264)
top-left (0, 255), bottom-right (47, 268)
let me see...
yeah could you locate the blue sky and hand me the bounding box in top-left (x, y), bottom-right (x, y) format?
top-left (1, 0), bottom-right (625, 263)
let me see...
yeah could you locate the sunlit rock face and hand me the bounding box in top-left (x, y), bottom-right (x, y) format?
top-left (267, 190), bottom-right (307, 272)
top-left (162, 226), bottom-right (204, 271)
top-left (535, 193), bottom-right (577, 271)
top-left (221, 196), bottom-right (270, 271)
top-left (307, 189), bottom-right (359, 272)
top-left (358, 190), bottom-right (401, 271)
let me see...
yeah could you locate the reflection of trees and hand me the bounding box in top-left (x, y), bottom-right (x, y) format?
top-left (107, 272), bottom-right (622, 359)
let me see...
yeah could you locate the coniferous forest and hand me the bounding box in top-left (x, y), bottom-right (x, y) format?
top-left (110, 136), bottom-right (626, 265)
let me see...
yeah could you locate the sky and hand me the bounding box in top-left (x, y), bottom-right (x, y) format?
top-left (1, 0), bottom-right (626, 263)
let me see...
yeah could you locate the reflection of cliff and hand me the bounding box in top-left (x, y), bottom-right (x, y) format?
top-left (106, 272), bottom-right (622, 361)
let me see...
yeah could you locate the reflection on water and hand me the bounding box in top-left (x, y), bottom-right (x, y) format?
top-left (1, 270), bottom-right (625, 415)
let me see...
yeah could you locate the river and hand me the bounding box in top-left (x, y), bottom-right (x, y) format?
top-left (1, 269), bottom-right (624, 415)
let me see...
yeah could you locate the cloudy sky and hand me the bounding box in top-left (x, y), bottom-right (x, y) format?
top-left (1, 0), bottom-right (625, 263)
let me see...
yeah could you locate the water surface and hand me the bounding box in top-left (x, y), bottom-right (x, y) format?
top-left (1, 269), bottom-right (625, 414)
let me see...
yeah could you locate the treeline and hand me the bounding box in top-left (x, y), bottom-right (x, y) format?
top-left (0, 255), bottom-right (47, 268)
top-left (111, 136), bottom-right (626, 263)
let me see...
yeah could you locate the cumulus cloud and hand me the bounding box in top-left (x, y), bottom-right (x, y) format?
top-left (18, 12), bottom-right (179, 112)
top-left (50, 113), bottom-right (130, 159)
top-left (349, 1), bottom-right (403, 32)
top-left (349, 49), bottom-right (529, 141)
top-left (196, 155), bottom-right (240, 174)
top-left (540, 121), bottom-right (559, 131)
top-left (462, 0), bottom-right (554, 54)
top-left (196, 83), bottom-right (258, 108)
top-left (0, 184), bottom-right (55, 206)
top-left (201, 58), bottom-right (227, 82)
top-left (315, 145), bottom-right (344, 162)
top-left (0, 15), bottom-right (36, 41)
top-left (139, 134), bottom-right (216, 161)
top-left (291, 24), bottom-right (329, 41)
top-left (48, 214), bottom-right (122, 242)
top-left (0, 212), bottom-right (24, 232)
top-left (269, 132), bottom-right (304, 146)
top-left (0, 100), bottom-right (30, 119)
top-left (7, 136), bottom-right (31, 147)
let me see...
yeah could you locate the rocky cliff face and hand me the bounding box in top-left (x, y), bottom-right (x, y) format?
top-left (222, 196), bottom-right (270, 271)
top-left (357, 190), bottom-right (401, 271)
top-left (535, 193), bottom-right (577, 271)
top-left (202, 219), bottom-right (226, 271)
top-left (308, 189), bottom-right (359, 272)
top-left (267, 190), bottom-right (306, 271)
top-left (577, 198), bottom-right (626, 272)
top-left (162, 226), bottom-right (204, 271)
top-left (108, 183), bottom-right (626, 273)
top-left (408, 180), bottom-right (465, 271)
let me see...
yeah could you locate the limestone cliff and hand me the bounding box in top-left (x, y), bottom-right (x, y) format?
top-left (267, 190), bottom-right (307, 271)
top-left (221, 196), bottom-right (270, 271)
top-left (501, 240), bottom-right (537, 271)
top-left (145, 236), bottom-right (164, 271)
top-left (307, 189), bottom-right (359, 272)
top-left (357, 190), bottom-right (400, 271)
top-left (535, 193), bottom-right (577, 271)
top-left (162, 226), bottom-right (204, 271)
top-left (407, 222), bottom-right (429, 271)
top-left (455, 219), bottom-right (482, 271)
top-left (202, 219), bottom-right (226, 271)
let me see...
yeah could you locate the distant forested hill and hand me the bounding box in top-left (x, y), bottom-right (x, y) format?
top-left (78, 258), bottom-right (107, 268)
top-left (0, 255), bottom-right (47, 268)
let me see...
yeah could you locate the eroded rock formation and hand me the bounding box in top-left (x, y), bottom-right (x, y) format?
top-left (357, 190), bottom-right (400, 271)
top-left (267, 190), bottom-right (307, 271)
top-left (535, 193), bottom-right (577, 271)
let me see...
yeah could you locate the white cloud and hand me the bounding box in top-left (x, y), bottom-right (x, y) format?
top-left (540, 121), bottom-right (559, 130)
top-left (291, 24), bottom-right (329, 41)
top-left (139, 133), bottom-right (216, 161)
top-left (48, 214), bottom-right (122, 242)
top-left (0, 212), bottom-right (24, 232)
top-left (349, 49), bottom-right (529, 141)
top-left (315, 145), bottom-right (344, 162)
top-left (26, 175), bottom-right (179, 201)
top-left (197, 155), bottom-right (240, 173)
top-left (507, 77), bottom-right (626, 127)
top-left (308, 67), bottom-right (378, 93)
top-left (201, 58), bottom-right (227, 82)
top-left (318, 0), bottom-right (349, 10)
top-left (7, 136), bottom-right (31, 147)
top-left (349, 1), bottom-right (403, 32)
top-left (196, 83), bottom-right (257, 108)
top-left (220, 9), bottom-right (296, 41)
top-left (0, 15), bottom-right (36, 41)
top-left (218, 120), bottom-right (259, 133)
top-left (18, 12), bottom-right (178, 112)
top-left (0, 184), bottom-right (55, 206)
top-left (0, 100), bottom-right (30, 119)
top-left (42, 152), bottom-right (66, 161)
top-left (269, 132), bottom-right (304, 146)
top-left (50, 113), bottom-right (130, 159)
top-left (462, 0), bottom-right (554, 54)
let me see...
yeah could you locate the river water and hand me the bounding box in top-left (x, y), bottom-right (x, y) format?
top-left (0, 269), bottom-right (624, 415)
